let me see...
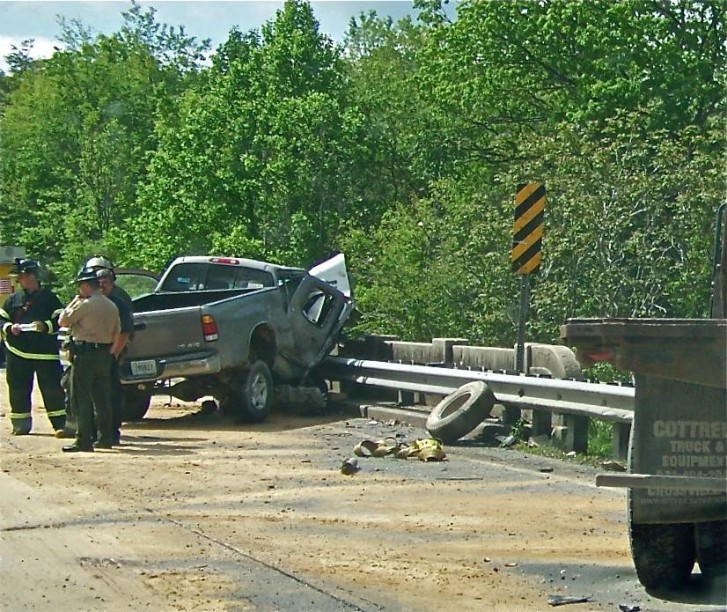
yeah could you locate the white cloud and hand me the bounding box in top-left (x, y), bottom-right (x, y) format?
top-left (0, 35), bottom-right (63, 73)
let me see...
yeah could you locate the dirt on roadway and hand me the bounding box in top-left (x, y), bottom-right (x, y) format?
top-left (1, 378), bottom-right (725, 612)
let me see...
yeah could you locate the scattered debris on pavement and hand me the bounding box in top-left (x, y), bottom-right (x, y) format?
top-left (547, 594), bottom-right (592, 607)
top-left (352, 437), bottom-right (446, 461)
top-left (340, 457), bottom-right (360, 475)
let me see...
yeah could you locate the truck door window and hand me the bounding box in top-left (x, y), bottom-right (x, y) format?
top-left (302, 290), bottom-right (335, 327)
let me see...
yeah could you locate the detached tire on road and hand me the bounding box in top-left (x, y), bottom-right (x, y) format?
top-left (426, 381), bottom-right (496, 443)
top-left (122, 388), bottom-right (152, 422)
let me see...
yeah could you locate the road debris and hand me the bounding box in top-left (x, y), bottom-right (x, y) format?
top-left (500, 435), bottom-right (518, 448)
top-left (340, 457), bottom-right (360, 475)
top-left (600, 460), bottom-right (627, 472)
top-left (352, 438), bottom-right (446, 461)
top-left (547, 594), bottom-right (592, 606)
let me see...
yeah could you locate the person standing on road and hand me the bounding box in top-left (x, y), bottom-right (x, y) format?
top-left (0, 258), bottom-right (67, 436)
top-left (97, 267), bottom-right (133, 444)
top-left (62, 255), bottom-right (133, 441)
top-left (85, 256), bottom-right (133, 311)
top-left (59, 267), bottom-right (120, 452)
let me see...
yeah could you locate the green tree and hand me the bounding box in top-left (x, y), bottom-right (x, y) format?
top-left (0, 2), bottom-right (208, 282)
top-left (132, 0), bottom-right (378, 270)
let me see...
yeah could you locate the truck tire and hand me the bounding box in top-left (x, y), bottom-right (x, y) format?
top-left (627, 427), bottom-right (696, 589)
top-left (122, 389), bottom-right (152, 422)
top-left (628, 518), bottom-right (696, 589)
top-left (696, 520), bottom-right (727, 582)
top-left (425, 381), bottom-right (495, 443)
top-left (239, 360), bottom-right (273, 423)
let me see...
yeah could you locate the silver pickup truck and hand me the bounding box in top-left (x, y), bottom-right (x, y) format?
top-left (119, 254), bottom-right (354, 423)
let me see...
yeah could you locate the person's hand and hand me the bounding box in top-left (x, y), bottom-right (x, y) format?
top-left (10, 323), bottom-right (21, 336)
top-left (32, 321), bottom-right (47, 333)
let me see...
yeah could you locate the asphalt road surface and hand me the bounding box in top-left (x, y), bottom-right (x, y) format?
top-left (1, 377), bottom-right (725, 611)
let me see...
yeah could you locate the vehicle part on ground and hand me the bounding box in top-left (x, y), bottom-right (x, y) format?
top-left (122, 387), bottom-right (152, 422)
top-left (425, 381), bottom-right (496, 443)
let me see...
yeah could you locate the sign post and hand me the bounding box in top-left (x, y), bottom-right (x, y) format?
top-left (511, 183), bottom-right (546, 373)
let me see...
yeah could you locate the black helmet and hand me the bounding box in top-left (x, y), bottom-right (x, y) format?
top-left (74, 266), bottom-right (100, 284)
top-left (11, 257), bottom-right (39, 276)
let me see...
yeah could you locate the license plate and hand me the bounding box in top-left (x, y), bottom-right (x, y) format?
top-left (130, 359), bottom-right (157, 377)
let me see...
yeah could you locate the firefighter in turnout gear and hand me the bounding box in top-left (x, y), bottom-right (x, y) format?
top-left (0, 258), bottom-right (67, 435)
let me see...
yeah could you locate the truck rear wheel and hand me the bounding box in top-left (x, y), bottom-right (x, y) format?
top-left (696, 520), bottom-right (727, 582)
top-left (226, 360), bottom-right (273, 423)
top-left (122, 388), bottom-right (152, 422)
top-left (627, 427), bottom-right (696, 589)
top-left (628, 518), bottom-right (696, 589)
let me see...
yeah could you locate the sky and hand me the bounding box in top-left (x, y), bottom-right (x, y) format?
top-left (0, 1), bottom-right (440, 71)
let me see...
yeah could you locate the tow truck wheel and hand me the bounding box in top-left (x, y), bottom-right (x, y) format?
top-left (238, 360), bottom-right (273, 423)
top-left (627, 427), bottom-right (696, 589)
top-left (696, 520), bottom-right (727, 582)
top-left (628, 517), bottom-right (696, 589)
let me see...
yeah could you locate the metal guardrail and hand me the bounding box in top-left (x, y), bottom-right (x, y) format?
top-left (318, 356), bottom-right (635, 423)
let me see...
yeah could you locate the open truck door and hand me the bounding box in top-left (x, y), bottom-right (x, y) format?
top-left (285, 272), bottom-right (353, 371)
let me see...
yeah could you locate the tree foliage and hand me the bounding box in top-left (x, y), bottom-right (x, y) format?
top-left (1, 0), bottom-right (724, 352)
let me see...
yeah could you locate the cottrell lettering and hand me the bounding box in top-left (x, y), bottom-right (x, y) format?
top-left (653, 421), bottom-right (727, 439)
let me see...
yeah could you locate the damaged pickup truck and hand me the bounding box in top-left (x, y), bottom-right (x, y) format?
top-left (119, 253), bottom-right (353, 423)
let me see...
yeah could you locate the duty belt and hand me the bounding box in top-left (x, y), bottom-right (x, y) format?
top-left (73, 340), bottom-right (112, 351)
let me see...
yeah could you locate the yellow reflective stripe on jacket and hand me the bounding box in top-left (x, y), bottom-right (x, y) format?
top-left (0, 307), bottom-right (10, 321)
top-left (46, 409), bottom-right (67, 418)
top-left (3, 341), bottom-right (60, 361)
top-left (10, 413), bottom-right (31, 420)
top-left (43, 319), bottom-right (54, 334)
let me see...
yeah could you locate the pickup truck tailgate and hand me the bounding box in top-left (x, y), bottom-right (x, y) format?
top-left (128, 307), bottom-right (208, 360)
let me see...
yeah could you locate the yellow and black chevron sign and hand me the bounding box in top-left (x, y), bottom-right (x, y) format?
top-left (512, 182), bottom-right (546, 275)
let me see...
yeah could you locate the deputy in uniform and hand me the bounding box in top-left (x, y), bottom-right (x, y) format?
top-left (97, 267), bottom-right (133, 444)
top-left (0, 258), bottom-right (67, 435)
top-left (59, 267), bottom-right (120, 452)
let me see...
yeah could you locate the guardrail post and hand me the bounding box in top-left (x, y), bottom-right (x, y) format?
top-left (553, 414), bottom-right (589, 454)
top-left (612, 422), bottom-right (631, 460)
top-left (530, 410), bottom-right (552, 438)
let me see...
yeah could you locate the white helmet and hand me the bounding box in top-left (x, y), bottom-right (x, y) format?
top-left (85, 255), bottom-right (114, 271)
